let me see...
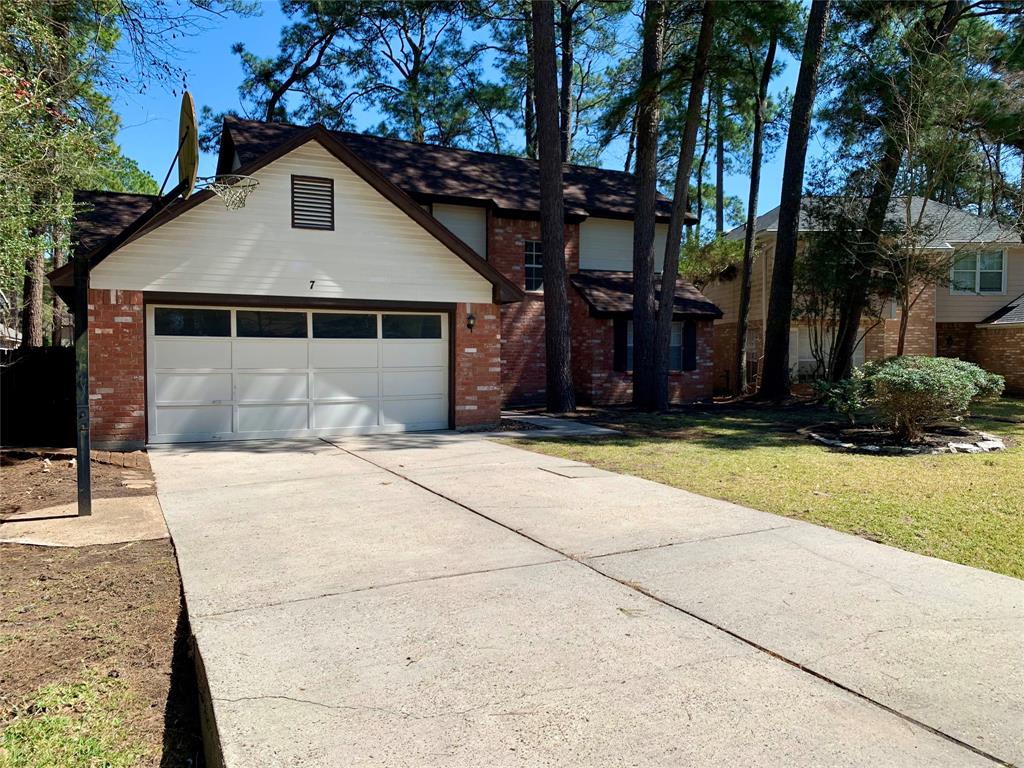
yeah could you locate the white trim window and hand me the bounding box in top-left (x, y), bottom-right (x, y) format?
top-left (951, 250), bottom-right (1005, 295)
top-left (524, 239), bottom-right (544, 291)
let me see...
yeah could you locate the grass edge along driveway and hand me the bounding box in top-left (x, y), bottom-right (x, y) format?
top-left (509, 398), bottom-right (1024, 580)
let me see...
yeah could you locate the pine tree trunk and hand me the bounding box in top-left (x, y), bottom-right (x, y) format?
top-left (532, 0), bottom-right (575, 413)
top-left (623, 105), bottom-right (638, 173)
top-left (735, 33), bottom-right (777, 395)
top-left (525, 7), bottom-right (538, 159)
top-left (695, 85), bottom-right (714, 234)
top-left (654, 0), bottom-right (716, 411)
top-left (715, 88), bottom-right (725, 236)
top-left (631, 0), bottom-right (666, 411)
top-left (759, 0), bottom-right (830, 401)
top-left (51, 239), bottom-right (71, 346)
top-left (21, 245), bottom-right (45, 348)
top-left (558, 1), bottom-right (574, 162)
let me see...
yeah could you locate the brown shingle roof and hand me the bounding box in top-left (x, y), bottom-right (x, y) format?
top-left (222, 117), bottom-right (690, 222)
top-left (570, 271), bottom-right (722, 318)
top-left (71, 190), bottom-right (158, 258)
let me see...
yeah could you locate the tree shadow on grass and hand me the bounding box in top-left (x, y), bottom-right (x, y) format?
top-left (161, 597), bottom-right (205, 768)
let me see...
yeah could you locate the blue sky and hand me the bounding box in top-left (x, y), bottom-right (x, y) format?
top-left (112, 3), bottom-right (821, 224)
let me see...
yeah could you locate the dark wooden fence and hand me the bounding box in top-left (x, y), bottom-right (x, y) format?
top-left (1, 347), bottom-right (75, 447)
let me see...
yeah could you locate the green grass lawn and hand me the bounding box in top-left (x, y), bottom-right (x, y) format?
top-left (0, 674), bottom-right (146, 768)
top-left (512, 397), bottom-right (1024, 579)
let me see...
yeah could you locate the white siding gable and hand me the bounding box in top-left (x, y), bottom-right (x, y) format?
top-left (91, 141), bottom-right (494, 304)
top-left (432, 204), bottom-right (487, 258)
top-left (579, 218), bottom-right (668, 271)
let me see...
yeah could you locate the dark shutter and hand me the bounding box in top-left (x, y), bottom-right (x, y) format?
top-left (291, 175), bottom-right (334, 230)
top-left (682, 319), bottom-right (698, 371)
top-left (613, 318), bottom-right (628, 372)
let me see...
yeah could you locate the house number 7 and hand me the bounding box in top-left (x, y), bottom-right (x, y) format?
top-left (309, 280), bottom-right (315, 290)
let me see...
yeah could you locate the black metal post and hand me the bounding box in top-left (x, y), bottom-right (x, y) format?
top-left (74, 252), bottom-right (91, 516)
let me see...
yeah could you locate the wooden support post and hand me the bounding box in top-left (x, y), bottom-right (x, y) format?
top-left (74, 252), bottom-right (91, 516)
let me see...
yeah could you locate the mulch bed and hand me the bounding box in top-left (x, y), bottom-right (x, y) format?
top-left (0, 539), bottom-right (203, 766)
top-left (461, 418), bottom-right (551, 433)
top-left (1, 454), bottom-right (154, 518)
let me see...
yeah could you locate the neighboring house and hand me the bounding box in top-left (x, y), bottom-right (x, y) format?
top-left (49, 117), bottom-right (719, 447)
top-left (0, 324), bottom-right (21, 350)
top-left (703, 197), bottom-right (1023, 393)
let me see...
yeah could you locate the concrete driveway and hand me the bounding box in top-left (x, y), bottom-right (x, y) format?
top-left (149, 435), bottom-right (1023, 768)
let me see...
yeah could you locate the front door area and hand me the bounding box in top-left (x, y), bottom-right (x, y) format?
top-left (145, 304), bottom-right (449, 443)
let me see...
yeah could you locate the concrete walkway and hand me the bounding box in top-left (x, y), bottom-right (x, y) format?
top-left (0, 496), bottom-right (167, 547)
top-left (149, 435), bottom-right (1024, 768)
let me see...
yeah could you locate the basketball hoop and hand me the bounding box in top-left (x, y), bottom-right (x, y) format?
top-left (195, 175), bottom-right (260, 211)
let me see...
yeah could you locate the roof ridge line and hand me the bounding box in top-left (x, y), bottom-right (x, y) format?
top-left (226, 116), bottom-right (640, 178)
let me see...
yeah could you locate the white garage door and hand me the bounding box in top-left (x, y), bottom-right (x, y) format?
top-left (146, 305), bottom-right (449, 443)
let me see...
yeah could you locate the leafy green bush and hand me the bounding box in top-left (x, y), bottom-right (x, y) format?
top-left (823, 356), bottom-right (1004, 442)
top-left (814, 372), bottom-right (866, 424)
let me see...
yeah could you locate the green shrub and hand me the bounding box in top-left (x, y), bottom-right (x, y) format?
top-left (825, 356), bottom-right (1004, 442)
top-left (814, 372), bottom-right (867, 424)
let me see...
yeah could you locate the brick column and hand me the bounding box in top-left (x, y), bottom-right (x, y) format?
top-left (453, 302), bottom-right (502, 428)
top-left (88, 289), bottom-right (146, 448)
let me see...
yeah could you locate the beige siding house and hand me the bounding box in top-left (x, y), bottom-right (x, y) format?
top-left (702, 197), bottom-right (1023, 393)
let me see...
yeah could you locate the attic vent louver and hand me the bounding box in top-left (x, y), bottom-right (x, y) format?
top-left (291, 175), bottom-right (334, 230)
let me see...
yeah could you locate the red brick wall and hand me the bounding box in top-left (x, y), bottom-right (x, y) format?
top-left (936, 322), bottom-right (973, 359)
top-left (864, 286), bottom-right (936, 360)
top-left (711, 320), bottom-right (761, 394)
top-left (712, 322), bottom-right (736, 393)
top-left (453, 302), bottom-right (503, 427)
top-left (573, 313), bottom-right (715, 404)
top-left (937, 321), bottom-right (1024, 395)
top-left (88, 288), bottom-right (146, 448)
top-left (973, 327), bottom-right (1024, 395)
top-left (488, 213), bottom-right (714, 406)
top-left (488, 215), bottom-right (580, 405)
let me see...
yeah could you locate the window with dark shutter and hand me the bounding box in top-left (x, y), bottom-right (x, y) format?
top-left (619, 319), bottom-right (688, 372)
top-left (612, 318), bottom-right (628, 372)
top-left (291, 175), bottom-right (334, 230)
top-left (682, 319), bottom-right (698, 371)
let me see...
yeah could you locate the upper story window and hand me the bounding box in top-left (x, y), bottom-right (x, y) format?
top-left (951, 250), bottom-right (1005, 295)
top-left (524, 240), bottom-right (543, 291)
top-left (623, 320), bottom-right (696, 372)
top-left (291, 175), bottom-right (334, 230)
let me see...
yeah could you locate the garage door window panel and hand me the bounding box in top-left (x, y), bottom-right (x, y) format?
top-left (237, 310), bottom-right (308, 338)
top-left (312, 313), bottom-right (378, 339)
top-left (382, 314), bottom-right (442, 339)
top-left (154, 307), bottom-right (230, 337)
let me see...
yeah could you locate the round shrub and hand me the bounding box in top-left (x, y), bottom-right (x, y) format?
top-left (826, 356), bottom-right (1004, 443)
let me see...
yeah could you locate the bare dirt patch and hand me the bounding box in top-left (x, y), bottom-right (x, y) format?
top-left (0, 539), bottom-right (203, 766)
top-left (1, 454), bottom-right (153, 518)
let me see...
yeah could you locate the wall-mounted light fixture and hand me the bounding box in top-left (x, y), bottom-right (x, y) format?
top-left (465, 303), bottom-right (476, 332)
